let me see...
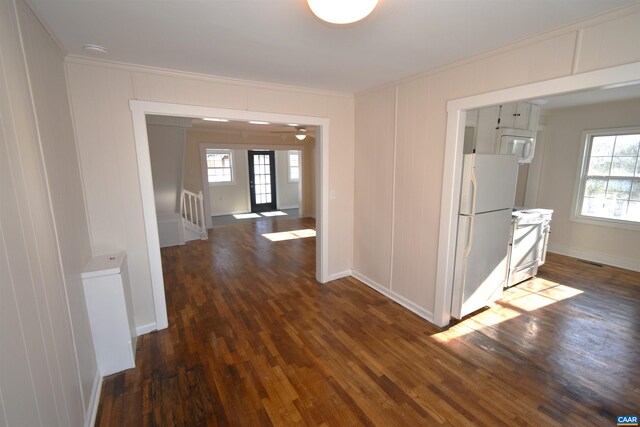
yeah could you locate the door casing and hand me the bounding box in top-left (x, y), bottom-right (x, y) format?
top-left (129, 101), bottom-right (330, 332)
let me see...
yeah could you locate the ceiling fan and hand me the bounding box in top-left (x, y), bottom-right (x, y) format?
top-left (270, 126), bottom-right (309, 141)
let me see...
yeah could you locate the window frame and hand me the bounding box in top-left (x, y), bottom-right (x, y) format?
top-left (206, 149), bottom-right (234, 186)
top-left (287, 150), bottom-right (300, 183)
top-left (572, 127), bottom-right (640, 229)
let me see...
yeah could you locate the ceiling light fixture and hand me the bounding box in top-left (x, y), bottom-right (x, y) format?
top-left (288, 123), bottom-right (299, 127)
top-left (295, 129), bottom-right (307, 141)
top-left (249, 121), bottom-right (270, 125)
top-left (203, 117), bottom-right (229, 122)
top-left (307, 0), bottom-right (378, 24)
top-left (82, 44), bottom-right (109, 55)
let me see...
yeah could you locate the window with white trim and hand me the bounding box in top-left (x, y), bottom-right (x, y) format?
top-left (288, 150), bottom-right (300, 183)
top-left (206, 149), bottom-right (233, 184)
top-left (577, 129), bottom-right (640, 224)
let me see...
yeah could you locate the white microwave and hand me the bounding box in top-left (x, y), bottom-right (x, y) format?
top-left (496, 128), bottom-right (535, 164)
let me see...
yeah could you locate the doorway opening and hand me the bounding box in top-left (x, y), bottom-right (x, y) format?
top-left (130, 101), bottom-right (329, 331)
top-left (434, 61), bottom-right (640, 327)
top-left (248, 150), bottom-right (277, 212)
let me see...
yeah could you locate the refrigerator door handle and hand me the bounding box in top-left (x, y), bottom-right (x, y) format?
top-left (470, 170), bottom-right (477, 215)
top-left (464, 215), bottom-right (475, 257)
top-left (524, 140), bottom-right (532, 158)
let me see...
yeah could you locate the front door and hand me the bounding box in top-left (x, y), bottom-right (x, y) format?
top-left (248, 150), bottom-right (277, 212)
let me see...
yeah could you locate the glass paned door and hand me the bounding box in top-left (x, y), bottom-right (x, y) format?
top-left (248, 150), bottom-right (277, 212)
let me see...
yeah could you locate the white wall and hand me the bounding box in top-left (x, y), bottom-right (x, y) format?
top-left (67, 60), bottom-right (354, 330)
top-left (276, 150), bottom-right (300, 209)
top-left (147, 124), bottom-right (186, 216)
top-left (209, 149), bottom-right (250, 215)
top-left (0, 0), bottom-right (96, 425)
top-left (354, 4), bottom-right (640, 319)
top-left (514, 164), bottom-right (529, 207)
top-left (537, 98), bottom-right (640, 270)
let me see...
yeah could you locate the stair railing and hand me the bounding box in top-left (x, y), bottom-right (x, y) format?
top-left (181, 189), bottom-right (207, 239)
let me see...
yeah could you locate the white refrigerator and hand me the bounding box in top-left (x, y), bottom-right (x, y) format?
top-left (451, 154), bottom-right (518, 319)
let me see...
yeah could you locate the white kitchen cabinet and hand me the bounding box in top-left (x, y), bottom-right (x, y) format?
top-left (474, 105), bottom-right (500, 154)
top-left (498, 102), bottom-right (539, 131)
top-left (527, 104), bottom-right (540, 133)
top-left (465, 108), bottom-right (479, 127)
top-left (82, 252), bottom-right (137, 376)
top-left (498, 103), bottom-right (517, 128)
top-left (470, 102), bottom-right (540, 155)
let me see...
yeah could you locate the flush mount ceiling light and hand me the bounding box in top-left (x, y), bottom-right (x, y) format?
top-left (203, 117), bottom-right (229, 122)
top-left (307, 0), bottom-right (378, 24)
top-left (271, 126), bottom-right (308, 140)
top-left (82, 44), bottom-right (109, 55)
top-left (249, 121), bottom-right (270, 125)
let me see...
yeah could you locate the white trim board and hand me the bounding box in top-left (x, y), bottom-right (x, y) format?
top-left (434, 61), bottom-right (640, 328)
top-left (351, 271), bottom-right (434, 324)
top-left (326, 270), bottom-right (352, 282)
top-left (66, 55), bottom-right (353, 100)
top-left (211, 210), bottom-right (252, 217)
top-left (85, 370), bottom-right (103, 427)
top-left (130, 101), bottom-right (330, 331)
top-left (136, 322), bottom-right (157, 336)
top-left (547, 245), bottom-right (640, 272)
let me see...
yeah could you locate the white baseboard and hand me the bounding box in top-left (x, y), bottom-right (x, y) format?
top-left (211, 210), bottom-right (250, 217)
top-left (136, 322), bottom-right (157, 336)
top-left (351, 271), bottom-right (435, 324)
top-left (325, 270), bottom-right (352, 282)
top-left (85, 370), bottom-right (103, 427)
top-left (278, 205), bottom-right (299, 210)
top-left (548, 244), bottom-right (640, 272)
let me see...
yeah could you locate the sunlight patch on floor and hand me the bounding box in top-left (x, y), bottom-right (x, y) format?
top-left (262, 229), bottom-right (316, 242)
top-left (261, 211), bottom-right (288, 217)
top-left (233, 213), bottom-right (261, 219)
top-left (432, 279), bottom-right (584, 343)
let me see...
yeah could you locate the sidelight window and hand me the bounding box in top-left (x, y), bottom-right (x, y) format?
top-left (288, 150), bottom-right (300, 183)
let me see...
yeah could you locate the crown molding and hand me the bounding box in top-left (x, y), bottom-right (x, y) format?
top-left (64, 55), bottom-right (354, 99)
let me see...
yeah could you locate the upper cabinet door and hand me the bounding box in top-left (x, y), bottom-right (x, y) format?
top-left (526, 104), bottom-right (540, 132)
top-left (513, 102), bottom-right (531, 129)
top-left (498, 103), bottom-right (517, 128)
top-left (499, 102), bottom-right (540, 131)
top-left (475, 105), bottom-right (500, 153)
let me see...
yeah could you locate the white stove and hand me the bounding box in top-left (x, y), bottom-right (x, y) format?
top-left (512, 208), bottom-right (554, 225)
top-left (506, 208), bottom-right (553, 288)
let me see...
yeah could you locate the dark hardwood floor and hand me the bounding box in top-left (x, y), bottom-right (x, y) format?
top-left (96, 217), bottom-right (640, 426)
